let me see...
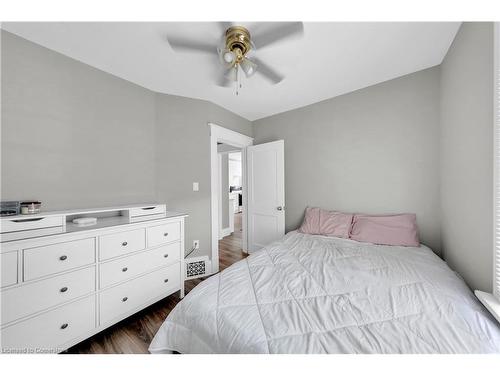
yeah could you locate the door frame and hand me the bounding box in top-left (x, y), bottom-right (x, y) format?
top-left (209, 123), bottom-right (253, 274)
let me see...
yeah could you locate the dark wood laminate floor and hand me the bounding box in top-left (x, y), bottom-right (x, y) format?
top-left (219, 212), bottom-right (243, 272)
top-left (66, 213), bottom-right (246, 354)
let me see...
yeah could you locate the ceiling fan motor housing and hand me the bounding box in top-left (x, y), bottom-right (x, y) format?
top-left (225, 26), bottom-right (252, 62)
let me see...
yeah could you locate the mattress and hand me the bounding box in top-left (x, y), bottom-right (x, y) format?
top-left (149, 231), bottom-right (500, 354)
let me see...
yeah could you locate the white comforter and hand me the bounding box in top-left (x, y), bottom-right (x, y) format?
top-left (149, 231), bottom-right (500, 354)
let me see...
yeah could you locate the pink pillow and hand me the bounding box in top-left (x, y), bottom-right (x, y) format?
top-left (298, 207), bottom-right (353, 238)
top-left (349, 214), bottom-right (419, 247)
top-left (298, 207), bottom-right (321, 235)
top-left (319, 209), bottom-right (353, 238)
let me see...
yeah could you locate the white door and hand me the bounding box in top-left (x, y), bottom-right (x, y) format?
top-left (247, 140), bottom-right (285, 252)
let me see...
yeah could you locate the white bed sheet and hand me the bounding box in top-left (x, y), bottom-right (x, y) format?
top-left (149, 231), bottom-right (500, 354)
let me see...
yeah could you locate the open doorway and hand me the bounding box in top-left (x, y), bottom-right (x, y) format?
top-left (209, 123), bottom-right (253, 274)
top-left (218, 146), bottom-right (244, 271)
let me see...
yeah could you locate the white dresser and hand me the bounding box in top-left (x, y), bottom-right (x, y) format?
top-left (0, 204), bottom-right (186, 353)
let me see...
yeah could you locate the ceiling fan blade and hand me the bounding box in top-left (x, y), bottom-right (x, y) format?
top-left (253, 57), bottom-right (284, 84)
top-left (216, 74), bottom-right (233, 88)
top-left (214, 64), bottom-right (235, 87)
top-left (166, 36), bottom-right (215, 54)
top-left (217, 21), bottom-right (233, 34)
top-left (251, 22), bottom-right (304, 49)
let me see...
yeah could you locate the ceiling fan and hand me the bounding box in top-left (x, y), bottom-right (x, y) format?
top-left (166, 22), bottom-right (304, 93)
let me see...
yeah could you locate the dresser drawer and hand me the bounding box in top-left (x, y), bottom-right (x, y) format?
top-left (1, 295), bottom-right (95, 352)
top-left (1, 252), bottom-right (18, 288)
top-left (147, 221), bottom-right (180, 247)
top-left (128, 205), bottom-right (166, 218)
top-left (1, 266), bottom-right (95, 325)
top-left (99, 263), bottom-right (180, 325)
top-left (1, 215), bottom-right (64, 233)
top-left (99, 228), bottom-right (146, 260)
top-left (23, 238), bottom-right (96, 281)
top-left (100, 242), bottom-right (181, 288)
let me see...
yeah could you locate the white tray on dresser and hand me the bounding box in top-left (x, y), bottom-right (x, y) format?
top-left (0, 204), bottom-right (187, 353)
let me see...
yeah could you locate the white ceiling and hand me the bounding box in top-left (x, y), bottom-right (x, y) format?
top-left (2, 22), bottom-right (460, 121)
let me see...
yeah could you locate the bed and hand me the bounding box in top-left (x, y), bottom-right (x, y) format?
top-left (149, 231), bottom-right (500, 354)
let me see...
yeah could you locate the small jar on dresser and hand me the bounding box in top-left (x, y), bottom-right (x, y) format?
top-left (0, 204), bottom-right (187, 353)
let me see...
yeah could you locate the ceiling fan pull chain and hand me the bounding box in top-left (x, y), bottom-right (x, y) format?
top-left (236, 65), bottom-right (240, 96)
top-left (239, 67), bottom-right (243, 90)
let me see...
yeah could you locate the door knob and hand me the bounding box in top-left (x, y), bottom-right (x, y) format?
top-left (277, 206), bottom-right (283, 211)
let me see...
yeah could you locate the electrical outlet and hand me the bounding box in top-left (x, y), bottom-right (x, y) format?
top-left (193, 240), bottom-right (200, 249)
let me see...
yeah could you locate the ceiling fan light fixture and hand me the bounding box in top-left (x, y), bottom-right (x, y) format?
top-left (240, 58), bottom-right (257, 77)
top-left (223, 51), bottom-right (235, 63)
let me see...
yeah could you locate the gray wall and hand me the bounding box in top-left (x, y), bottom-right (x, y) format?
top-left (253, 67), bottom-right (442, 253)
top-left (440, 23), bottom-right (494, 292)
top-left (154, 94), bottom-right (252, 257)
top-left (1, 30), bottom-right (253, 259)
top-left (1, 31), bottom-right (157, 210)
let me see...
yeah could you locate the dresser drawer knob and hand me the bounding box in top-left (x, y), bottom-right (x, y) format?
top-left (164, 254), bottom-right (169, 258)
top-left (164, 278), bottom-right (169, 283)
top-left (164, 232), bottom-right (169, 237)
top-left (59, 255), bottom-right (67, 261)
top-left (122, 241), bottom-right (128, 246)
top-left (60, 323), bottom-right (69, 330)
top-left (122, 297), bottom-right (128, 302)
top-left (122, 267), bottom-right (128, 272)
top-left (60, 287), bottom-right (68, 293)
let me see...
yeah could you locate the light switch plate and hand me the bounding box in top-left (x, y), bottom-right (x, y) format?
top-left (193, 182), bottom-right (199, 191)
